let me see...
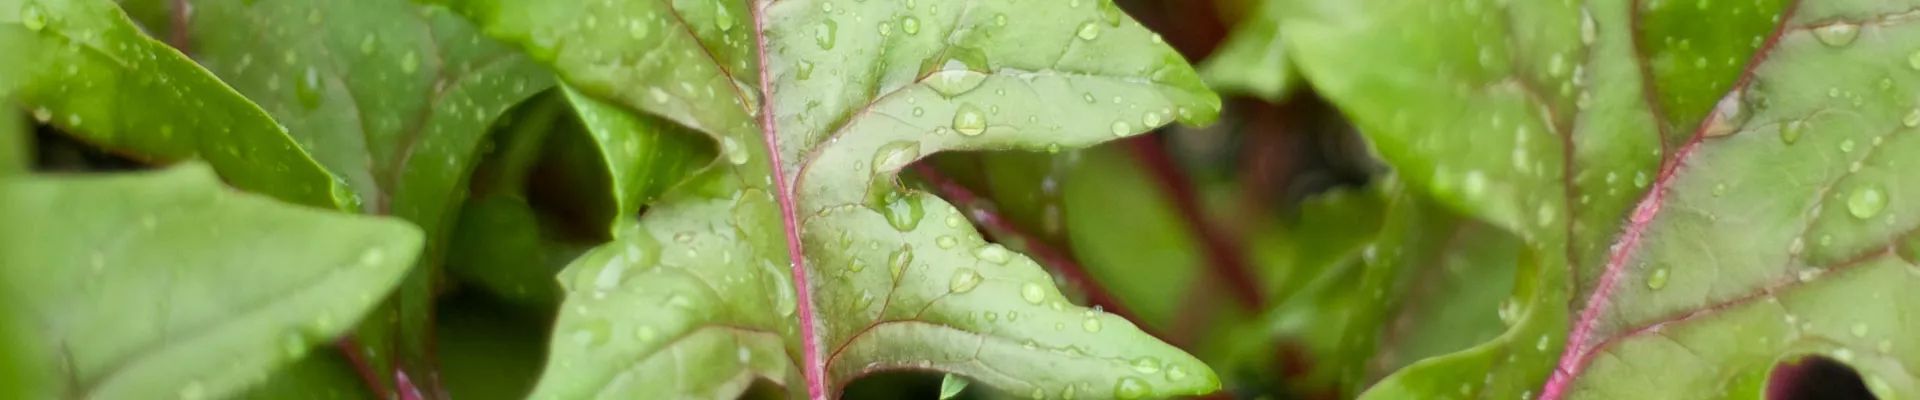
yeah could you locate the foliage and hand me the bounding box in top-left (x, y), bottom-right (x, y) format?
top-left (5, 0), bottom-right (1918, 398)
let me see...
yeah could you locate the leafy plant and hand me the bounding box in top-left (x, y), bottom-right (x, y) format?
top-left (7, 0), bottom-right (1919, 398)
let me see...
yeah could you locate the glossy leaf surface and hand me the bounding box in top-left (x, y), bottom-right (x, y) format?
top-left (436, 0), bottom-right (1225, 397)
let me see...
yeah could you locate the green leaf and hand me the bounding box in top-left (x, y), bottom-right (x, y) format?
top-left (0, 163), bottom-right (420, 399)
top-left (122, 0), bottom-right (558, 389)
top-left (436, 0), bottom-right (1224, 397)
top-left (0, 0), bottom-right (343, 208)
top-left (938, 373), bottom-right (970, 400)
top-left (561, 85), bottom-right (716, 232)
top-left (1198, 0), bottom-right (1299, 102)
top-left (1281, 0), bottom-right (1920, 398)
top-left (1062, 146), bottom-right (1207, 330)
top-left (233, 352), bottom-right (376, 400)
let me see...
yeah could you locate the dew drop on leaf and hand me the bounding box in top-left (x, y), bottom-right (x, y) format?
top-left (1848, 184), bottom-right (1887, 219)
top-left (1099, 0), bottom-right (1123, 26)
top-left (1840, 139), bottom-right (1856, 153)
top-left (1021, 282), bottom-right (1047, 304)
top-left (634, 326), bottom-right (657, 342)
top-left (1166, 365), bottom-right (1189, 381)
top-left (881, 192), bottom-right (925, 231)
top-left (926, 60), bottom-right (987, 98)
top-left (1082, 316), bottom-right (1102, 332)
top-left (282, 333), bottom-right (308, 359)
top-left (1076, 21), bottom-right (1100, 40)
top-left (1780, 120), bottom-right (1804, 144)
top-left (570, 318), bottom-right (612, 348)
top-left (1813, 22), bottom-right (1860, 47)
top-left (295, 66), bottom-right (323, 109)
top-left (1142, 111), bottom-right (1162, 128)
top-left (936, 235), bottom-right (958, 249)
top-left (1110, 120), bottom-right (1130, 136)
top-left (714, 3), bottom-right (735, 32)
top-left (1909, 49), bottom-right (1920, 70)
top-left (722, 136), bottom-right (750, 165)
top-left (359, 34), bottom-right (377, 55)
top-left (995, 13), bottom-right (1008, 26)
top-left (878, 21), bottom-right (892, 36)
top-left (872, 141), bottom-right (920, 173)
top-left (972, 243), bottom-right (1011, 264)
top-left (21, 2), bottom-right (46, 32)
top-left (902, 16), bottom-right (921, 35)
top-left (949, 268), bottom-right (982, 293)
top-left (1645, 267), bottom-right (1669, 290)
top-left (1130, 357), bottom-right (1161, 374)
top-left (400, 51), bottom-right (419, 74)
top-left (945, 213), bottom-right (964, 228)
top-left (816, 19), bottom-right (839, 50)
top-left (1904, 109), bottom-right (1920, 128)
top-left (953, 103), bottom-right (988, 136)
top-left (1113, 377), bottom-right (1148, 399)
top-left (889, 246), bottom-right (914, 279)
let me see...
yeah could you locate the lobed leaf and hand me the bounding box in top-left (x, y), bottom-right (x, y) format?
top-left (435, 0), bottom-right (1226, 397)
top-left (1281, 0), bottom-right (1920, 398)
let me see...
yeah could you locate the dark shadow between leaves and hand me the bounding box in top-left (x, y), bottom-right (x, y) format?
top-left (1767, 354), bottom-right (1874, 400)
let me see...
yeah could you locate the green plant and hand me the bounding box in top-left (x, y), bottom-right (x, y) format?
top-left (6, 0), bottom-right (1918, 399)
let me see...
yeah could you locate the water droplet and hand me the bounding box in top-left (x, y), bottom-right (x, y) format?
top-left (1633, 171), bottom-right (1649, 189)
top-left (1713, 184), bottom-right (1727, 197)
top-left (872, 141), bottom-right (921, 173)
top-left (1166, 365), bottom-right (1189, 381)
top-left (1579, 9), bottom-right (1596, 45)
top-left (949, 269), bottom-right (982, 293)
top-left (722, 137), bottom-right (750, 165)
top-left (1100, 0), bottom-right (1123, 26)
top-left (635, 326), bottom-right (657, 342)
top-left (936, 236), bottom-right (958, 249)
top-left (1781, 120), bottom-right (1804, 144)
top-left (295, 66), bottom-right (323, 109)
top-left (21, 3), bottom-right (45, 32)
top-left (796, 61), bottom-right (816, 80)
top-left (945, 214), bottom-right (964, 228)
top-left (1840, 139), bottom-right (1856, 153)
top-left (1848, 184), bottom-right (1887, 219)
top-left (1082, 316), bottom-right (1102, 332)
top-left (1142, 111), bottom-right (1163, 128)
top-left (1646, 267), bottom-right (1670, 290)
top-left (880, 192), bottom-right (925, 231)
top-left (902, 16), bottom-right (921, 35)
top-left (816, 19), bottom-right (839, 50)
top-left (360, 248), bottom-right (386, 267)
top-left (878, 21), bottom-right (892, 36)
top-left (853, 290), bottom-right (876, 311)
top-left (714, 4), bottom-right (735, 31)
top-left (1021, 282), bottom-right (1047, 304)
top-left (400, 51), bottom-right (419, 74)
top-left (1904, 109), bottom-right (1920, 128)
top-left (890, 246), bottom-right (914, 279)
top-left (926, 59), bottom-right (987, 97)
top-left (1852, 322), bottom-right (1869, 337)
top-left (1113, 377), bottom-right (1149, 399)
top-left (953, 103), bottom-right (988, 136)
top-left (1076, 21), bottom-right (1101, 40)
top-left (628, 18), bottom-right (650, 40)
top-left (1110, 121), bottom-right (1130, 136)
top-left (571, 318), bottom-right (611, 348)
top-left (1130, 357), bottom-right (1161, 374)
top-left (360, 34), bottom-right (378, 55)
top-left (995, 13), bottom-right (1009, 26)
top-left (1909, 50), bottom-right (1920, 70)
top-left (1813, 22), bottom-right (1860, 47)
top-left (972, 244), bottom-right (1012, 264)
